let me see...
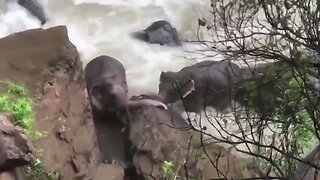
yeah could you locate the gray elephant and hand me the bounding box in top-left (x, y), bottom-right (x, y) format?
top-left (84, 55), bottom-right (167, 180)
top-left (85, 55), bottom-right (167, 114)
top-left (131, 20), bottom-right (181, 47)
top-left (158, 60), bottom-right (281, 115)
top-left (158, 60), bottom-right (245, 113)
top-left (17, 0), bottom-right (48, 25)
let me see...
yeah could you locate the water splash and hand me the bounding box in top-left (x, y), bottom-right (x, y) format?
top-left (0, 0), bottom-right (244, 153)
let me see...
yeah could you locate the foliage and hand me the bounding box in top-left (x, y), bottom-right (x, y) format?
top-left (240, 64), bottom-right (318, 176)
top-left (24, 158), bottom-right (59, 180)
top-left (0, 82), bottom-right (34, 133)
top-left (187, 0), bottom-right (320, 178)
top-left (162, 160), bottom-right (174, 180)
top-left (7, 82), bottom-right (28, 96)
top-left (0, 82), bottom-right (57, 179)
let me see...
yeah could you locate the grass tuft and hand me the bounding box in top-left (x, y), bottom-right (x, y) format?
top-left (0, 82), bottom-right (34, 133)
top-left (0, 82), bottom-right (58, 179)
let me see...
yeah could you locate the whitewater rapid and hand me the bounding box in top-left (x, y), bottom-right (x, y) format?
top-left (0, 0), bottom-right (214, 96)
top-left (0, 0), bottom-right (261, 157)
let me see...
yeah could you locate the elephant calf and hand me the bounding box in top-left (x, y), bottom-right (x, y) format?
top-left (84, 55), bottom-right (167, 179)
top-left (85, 55), bottom-right (167, 114)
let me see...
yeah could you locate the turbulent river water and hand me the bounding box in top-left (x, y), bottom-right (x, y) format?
top-left (1, 1), bottom-right (319, 166)
top-left (0, 0), bottom-right (214, 96)
top-left (0, 0), bottom-right (254, 155)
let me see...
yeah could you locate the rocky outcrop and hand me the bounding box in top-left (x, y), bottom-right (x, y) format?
top-left (0, 125), bottom-right (35, 172)
top-left (0, 26), bottom-right (122, 179)
top-left (128, 104), bottom-right (254, 179)
top-left (132, 20), bottom-right (181, 47)
top-left (0, 113), bottom-right (35, 180)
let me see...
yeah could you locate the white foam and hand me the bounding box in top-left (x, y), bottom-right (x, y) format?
top-left (0, 0), bottom-right (253, 157)
top-left (0, 1), bottom-right (41, 37)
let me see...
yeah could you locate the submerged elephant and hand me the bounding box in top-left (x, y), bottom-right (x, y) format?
top-left (158, 59), bottom-right (279, 113)
top-left (17, 0), bottom-right (48, 25)
top-left (131, 20), bottom-right (181, 47)
top-left (157, 60), bottom-right (245, 113)
top-left (84, 55), bottom-right (167, 180)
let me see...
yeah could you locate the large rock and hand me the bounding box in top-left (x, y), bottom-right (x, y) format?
top-left (0, 113), bottom-right (35, 172)
top-left (132, 20), bottom-right (181, 47)
top-left (0, 26), bottom-right (122, 179)
top-left (128, 100), bottom-right (255, 179)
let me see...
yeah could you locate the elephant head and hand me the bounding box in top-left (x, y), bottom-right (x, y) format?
top-left (88, 75), bottom-right (128, 113)
top-left (158, 71), bottom-right (195, 103)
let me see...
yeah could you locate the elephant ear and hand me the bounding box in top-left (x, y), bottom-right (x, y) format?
top-left (160, 71), bottom-right (176, 82)
top-left (160, 71), bottom-right (167, 81)
top-left (173, 78), bottom-right (195, 98)
top-left (88, 84), bottom-right (104, 111)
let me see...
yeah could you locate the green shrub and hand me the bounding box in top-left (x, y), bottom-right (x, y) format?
top-left (0, 82), bottom-right (34, 134)
top-left (242, 64), bottom-right (318, 176)
top-left (163, 160), bottom-right (174, 180)
top-left (0, 82), bottom-right (57, 179)
top-left (12, 98), bottom-right (34, 132)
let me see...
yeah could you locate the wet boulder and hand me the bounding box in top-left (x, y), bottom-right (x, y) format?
top-left (0, 113), bottom-right (35, 172)
top-left (132, 20), bottom-right (181, 47)
top-left (127, 94), bottom-right (254, 179)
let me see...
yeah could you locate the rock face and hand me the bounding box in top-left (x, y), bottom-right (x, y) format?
top-left (0, 113), bottom-right (35, 172)
top-left (0, 26), bottom-right (123, 179)
top-left (128, 105), bottom-right (254, 179)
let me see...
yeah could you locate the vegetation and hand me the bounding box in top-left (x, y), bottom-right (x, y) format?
top-left (162, 160), bottom-right (174, 180)
top-left (182, 0), bottom-right (320, 179)
top-left (0, 81), bottom-right (57, 179)
top-left (0, 81), bottom-right (34, 134)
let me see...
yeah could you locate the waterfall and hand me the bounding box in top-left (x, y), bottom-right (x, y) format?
top-left (0, 0), bottom-right (254, 157)
top-left (0, 0), bottom-right (214, 96)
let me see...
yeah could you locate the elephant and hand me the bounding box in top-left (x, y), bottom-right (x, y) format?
top-left (158, 59), bottom-right (283, 116)
top-left (158, 60), bottom-right (245, 113)
top-left (84, 55), bottom-right (167, 180)
top-left (17, 0), bottom-right (48, 25)
top-left (84, 55), bottom-right (167, 114)
top-left (131, 20), bottom-right (181, 47)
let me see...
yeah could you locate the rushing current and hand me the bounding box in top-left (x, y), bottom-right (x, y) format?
top-left (0, 0), bottom-right (258, 156)
top-left (0, 0), bottom-right (215, 96)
